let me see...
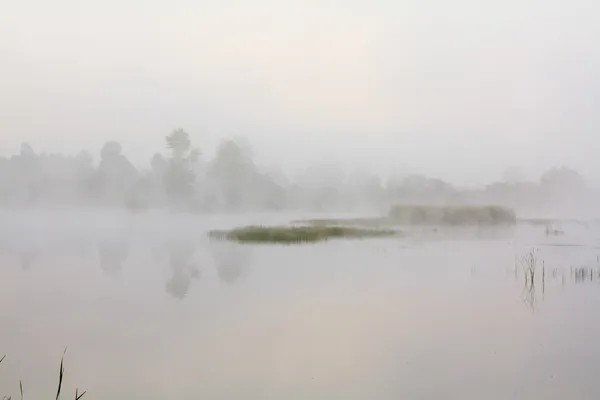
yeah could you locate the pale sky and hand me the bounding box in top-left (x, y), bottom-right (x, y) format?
top-left (1, 0), bottom-right (599, 185)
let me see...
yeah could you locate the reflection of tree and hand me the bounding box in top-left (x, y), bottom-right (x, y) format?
top-left (98, 240), bottom-right (130, 275)
top-left (165, 268), bottom-right (191, 300)
top-left (169, 240), bottom-right (196, 270)
top-left (211, 242), bottom-right (251, 285)
top-left (20, 250), bottom-right (36, 271)
top-left (165, 239), bottom-right (199, 300)
top-left (217, 261), bottom-right (244, 285)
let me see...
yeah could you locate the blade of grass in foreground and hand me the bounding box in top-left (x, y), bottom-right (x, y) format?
top-left (56, 349), bottom-right (66, 400)
top-left (1, 350), bottom-right (85, 400)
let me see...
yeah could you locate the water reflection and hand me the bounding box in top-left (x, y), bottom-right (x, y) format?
top-left (98, 240), bottom-right (131, 275)
top-left (0, 227), bottom-right (254, 299)
top-left (512, 246), bottom-right (600, 311)
top-left (210, 241), bottom-right (252, 285)
top-left (5, 217), bottom-right (600, 398)
top-left (521, 274), bottom-right (538, 311)
top-left (19, 250), bottom-right (37, 271)
top-left (571, 266), bottom-right (600, 283)
top-left (165, 239), bottom-right (200, 300)
top-left (166, 268), bottom-right (192, 299)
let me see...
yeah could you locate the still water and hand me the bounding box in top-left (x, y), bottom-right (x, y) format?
top-left (2, 211), bottom-right (600, 399)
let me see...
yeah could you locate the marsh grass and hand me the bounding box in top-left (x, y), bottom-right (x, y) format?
top-left (388, 205), bottom-right (516, 226)
top-left (520, 248), bottom-right (539, 285)
top-left (208, 225), bottom-right (398, 244)
top-left (0, 349), bottom-right (86, 400)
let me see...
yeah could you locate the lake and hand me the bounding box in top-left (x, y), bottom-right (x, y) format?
top-left (1, 211), bottom-right (600, 399)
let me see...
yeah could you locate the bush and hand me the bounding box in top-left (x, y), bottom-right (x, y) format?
top-left (388, 205), bottom-right (516, 226)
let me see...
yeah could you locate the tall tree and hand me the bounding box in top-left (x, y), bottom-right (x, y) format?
top-left (96, 141), bottom-right (139, 204)
top-left (166, 129), bottom-right (192, 160)
top-left (163, 129), bottom-right (200, 206)
top-left (208, 139), bottom-right (257, 210)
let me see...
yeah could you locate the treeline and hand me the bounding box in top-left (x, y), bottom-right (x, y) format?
top-left (0, 129), bottom-right (592, 214)
top-left (0, 129), bottom-right (289, 211)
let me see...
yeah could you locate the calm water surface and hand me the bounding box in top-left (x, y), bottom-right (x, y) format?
top-left (2, 211), bottom-right (600, 399)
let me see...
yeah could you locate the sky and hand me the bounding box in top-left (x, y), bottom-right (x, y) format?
top-left (1, 0), bottom-right (599, 185)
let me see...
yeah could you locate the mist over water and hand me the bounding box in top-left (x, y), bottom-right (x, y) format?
top-left (2, 213), bottom-right (600, 399)
top-left (0, 145), bottom-right (599, 399)
top-left (4, 0), bottom-right (600, 398)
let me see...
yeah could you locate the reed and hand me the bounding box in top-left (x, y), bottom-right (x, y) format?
top-left (0, 349), bottom-right (85, 400)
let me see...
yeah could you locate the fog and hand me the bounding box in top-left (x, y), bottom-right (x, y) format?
top-left (2, 0), bottom-right (600, 184)
top-left (4, 1), bottom-right (600, 398)
top-left (0, 130), bottom-right (598, 218)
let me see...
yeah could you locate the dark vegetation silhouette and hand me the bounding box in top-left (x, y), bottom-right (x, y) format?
top-left (0, 130), bottom-right (591, 214)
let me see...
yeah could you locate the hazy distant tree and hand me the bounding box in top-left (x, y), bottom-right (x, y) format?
top-left (151, 153), bottom-right (168, 174)
top-left (166, 128), bottom-right (191, 160)
top-left (10, 142), bottom-right (41, 202)
top-left (96, 141), bottom-right (139, 204)
top-left (210, 139), bottom-right (250, 178)
top-left (163, 163), bottom-right (195, 203)
top-left (208, 139), bottom-right (256, 210)
top-left (345, 170), bottom-right (386, 208)
top-left (76, 150), bottom-right (93, 169)
top-left (20, 142), bottom-right (34, 157)
top-left (163, 129), bottom-right (200, 206)
top-left (540, 166), bottom-right (586, 192)
top-left (0, 156), bottom-right (9, 203)
top-left (74, 150), bottom-right (95, 190)
top-left (100, 141), bottom-right (122, 161)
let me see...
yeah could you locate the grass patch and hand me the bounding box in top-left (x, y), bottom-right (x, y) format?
top-left (208, 225), bottom-right (398, 244)
top-left (388, 205), bottom-right (516, 226)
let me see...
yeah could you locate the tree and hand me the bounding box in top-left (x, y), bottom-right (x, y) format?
top-left (150, 153), bottom-right (168, 177)
top-left (163, 129), bottom-right (200, 206)
top-left (210, 139), bottom-right (251, 180)
top-left (540, 166), bottom-right (586, 192)
top-left (100, 141), bottom-right (122, 161)
top-left (166, 129), bottom-right (193, 160)
top-left (20, 142), bottom-right (35, 158)
top-left (76, 150), bottom-right (93, 169)
top-left (208, 139), bottom-right (257, 210)
top-left (96, 141), bottom-right (139, 204)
